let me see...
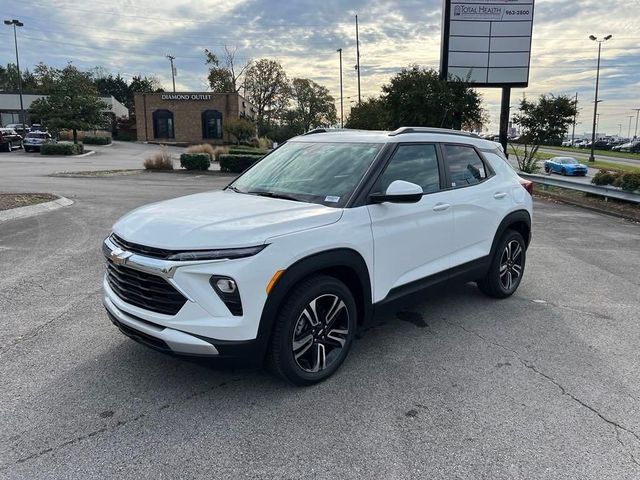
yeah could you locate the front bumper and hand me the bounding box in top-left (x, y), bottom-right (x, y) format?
top-left (102, 235), bottom-right (274, 360)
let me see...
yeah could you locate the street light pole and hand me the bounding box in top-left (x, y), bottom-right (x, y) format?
top-left (633, 108), bottom-right (640, 139)
top-left (355, 15), bottom-right (361, 105)
top-left (588, 34), bottom-right (612, 162)
top-left (571, 91), bottom-right (578, 145)
top-left (337, 48), bottom-right (344, 128)
top-left (627, 115), bottom-right (634, 139)
top-left (4, 19), bottom-right (25, 127)
top-left (166, 54), bottom-right (176, 92)
top-left (617, 123), bottom-right (622, 138)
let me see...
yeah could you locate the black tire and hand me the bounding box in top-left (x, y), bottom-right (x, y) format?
top-left (477, 230), bottom-right (526, 299)
top-left (561, 168), bottom-right (566, 176)
top-left (544, 165), bottom-right (551, 174)
top-left (268, 275), bottom-right (357, 386)
top-left (7, 142), bottom-right (12, 152)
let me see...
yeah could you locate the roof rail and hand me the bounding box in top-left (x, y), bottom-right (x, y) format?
top-left (388, 127), bottom-right (479, 138)
top-left (303, 128), bottom-right (328, 135)
top-left (303, 128), bottom-right (361, 135)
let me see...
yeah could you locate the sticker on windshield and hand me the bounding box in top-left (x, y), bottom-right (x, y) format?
top-left (325, 196), bottom-right (340, 203)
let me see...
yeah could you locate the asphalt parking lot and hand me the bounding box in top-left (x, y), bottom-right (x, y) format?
top-left (1, 142), bottom-right (640, 479)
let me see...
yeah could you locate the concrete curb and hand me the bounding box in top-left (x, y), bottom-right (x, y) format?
top-left (77, 150), bottom-right (96, 157)
top-left (0, 196), bottom-right (74, 223)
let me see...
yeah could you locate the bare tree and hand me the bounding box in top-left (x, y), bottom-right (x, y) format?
top-left (204, 46), bottom-right (250, 93)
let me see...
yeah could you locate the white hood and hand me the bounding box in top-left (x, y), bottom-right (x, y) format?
top-left (113, 190), bottom-right (343, 249)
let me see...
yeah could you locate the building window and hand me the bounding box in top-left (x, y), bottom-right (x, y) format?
top-left (152, 109), bottom-right (174, 139)
top-left (202, 110), bottom-right (223, 139)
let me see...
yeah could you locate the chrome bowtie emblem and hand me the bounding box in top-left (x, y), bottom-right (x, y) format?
top-left (110, 248), bottom-right (133, 265)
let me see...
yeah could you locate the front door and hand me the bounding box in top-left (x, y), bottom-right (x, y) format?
top-left (367, 143), bottom-right (456, 303)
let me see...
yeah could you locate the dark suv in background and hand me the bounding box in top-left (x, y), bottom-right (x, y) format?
top-left (0, 128), bottom-right (23, 152)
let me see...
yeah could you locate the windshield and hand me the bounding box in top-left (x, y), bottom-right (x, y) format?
top-left (26, 133), bottom-right (48, 139)
top-left (229, 141), bottom-right (382, 207)
top-left (559, 158), bottom-right (577, 164)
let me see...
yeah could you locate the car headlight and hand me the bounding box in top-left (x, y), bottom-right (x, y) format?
top-left (166, 245), bottom-right (267, 261)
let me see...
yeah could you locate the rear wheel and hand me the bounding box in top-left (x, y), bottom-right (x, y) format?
top-left (561, 168), bottom-right (567, 175)
top-left (477, 230), bottom-right (526, 299)
top-left (269, 275), bottom-right (357, 386)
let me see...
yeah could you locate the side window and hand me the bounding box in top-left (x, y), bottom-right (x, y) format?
top-left (444, 144), bottom-right (488, 188)
top-left (152, 109), bottom-right (174, 139)
top-left (374, 144), bottom-right (440, 195)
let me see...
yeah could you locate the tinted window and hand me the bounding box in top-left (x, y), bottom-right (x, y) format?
top-left (374, 144), bottom-right (440, 194)
top-left (444, 145), bottom-right (488, 187)
top-left (152, 109), bottom-right (174, 139)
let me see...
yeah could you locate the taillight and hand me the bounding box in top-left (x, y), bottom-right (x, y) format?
top-left (519, 178), bottom-right (533, 195)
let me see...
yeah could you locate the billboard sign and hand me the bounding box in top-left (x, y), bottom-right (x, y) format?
top-left (440, 0), bottom-right (535, 87)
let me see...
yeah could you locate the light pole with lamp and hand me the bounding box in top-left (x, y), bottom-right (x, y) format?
top-left (627, 115), bottom-right (634, 139)
top-left (4, 19), bottom-right (25, 128)
top-left (588, 34), bottom-right (612, 162)
top-left (337, 48), bottom-right (343, 128)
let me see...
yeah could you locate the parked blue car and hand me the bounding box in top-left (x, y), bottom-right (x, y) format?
top-left (544, 157), bottom-right (588, 176)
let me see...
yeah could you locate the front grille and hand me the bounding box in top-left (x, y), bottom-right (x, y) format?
top-left (110, 234), bottom-right (174, 260)
top-left (106, 261), bottom-right (187, 315)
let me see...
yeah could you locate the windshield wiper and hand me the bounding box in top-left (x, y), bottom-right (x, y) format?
top-left (246, 190), bottom-right (302, 202)
top-left (227, 185), bottom-right (245, 193)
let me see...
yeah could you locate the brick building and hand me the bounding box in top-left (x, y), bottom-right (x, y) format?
top-left (134, 92), bottom-right (256, 144)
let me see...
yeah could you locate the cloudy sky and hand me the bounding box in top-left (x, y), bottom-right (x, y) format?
top-left (2, 0), bottom-right (639, 136)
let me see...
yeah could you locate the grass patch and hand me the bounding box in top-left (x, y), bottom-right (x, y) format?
top-left (588, 161), bottom-right (640, 174)
top-left (0, 193), bottom-right (57, 211)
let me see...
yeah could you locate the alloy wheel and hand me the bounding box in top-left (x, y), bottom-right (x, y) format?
top-left (291, 294), bottom-right (350, 373)
top-left (499, 240), bottom-right (524, 291)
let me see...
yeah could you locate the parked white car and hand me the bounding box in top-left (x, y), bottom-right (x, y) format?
top-left (103, 127), bottom-right (533, 385)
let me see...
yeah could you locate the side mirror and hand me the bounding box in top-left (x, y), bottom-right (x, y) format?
top-left (369, 180), bottom-right (423, 204)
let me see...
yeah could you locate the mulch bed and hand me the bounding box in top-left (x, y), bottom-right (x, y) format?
top-left (534, 186), bottom-right (640, 223)
top-left (0, 193), bottom-right (58, 211)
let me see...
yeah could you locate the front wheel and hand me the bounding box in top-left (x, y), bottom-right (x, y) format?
top-left (477, 230), bottom-right (526, 299)
top-left (561, 168), bottom-right (567, 176)
top-left (269, 275), bottom-right (357, 386)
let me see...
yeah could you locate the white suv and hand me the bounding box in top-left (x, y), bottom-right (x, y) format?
top-left (103, 128), bottom-right (533, 385)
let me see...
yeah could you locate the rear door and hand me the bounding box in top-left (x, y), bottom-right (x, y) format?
top-left (367, 143), bottom-right (456, 302)
top-left (441, 143), bottom-right (508, 267)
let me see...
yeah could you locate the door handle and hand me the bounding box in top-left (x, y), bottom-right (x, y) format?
top-left (493, 192), bottom-right (507, 199)
top-left (432, 203), bottom-right (451, 212)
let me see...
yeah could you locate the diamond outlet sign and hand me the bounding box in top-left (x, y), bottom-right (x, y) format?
top-left (440, 0), bottom-right (535, 87)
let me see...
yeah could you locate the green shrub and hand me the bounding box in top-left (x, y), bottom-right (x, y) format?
top-left (82, 136), bottom-right (112, 145)
top-left (219, 154), bottom-right (261, 173)
top-left (618, 173), bottom-right (640, 192)
top-left (40, 143), bottom-right (84, 155)
top-left (228, 148), bottom-right (267, 156)
top-left (180, 153), bottom-right (211, 171)
top-left (591, 170), bottom-right (620, 186)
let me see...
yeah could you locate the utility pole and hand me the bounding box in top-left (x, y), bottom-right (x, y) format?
top-left (337, 48), bottom-right (344, 128)
top-left (627, 115), bottom-right (634, 139)
top-left (571, 92), bottom-right (578, 145)
top-left (166, 54), bottom-right (176, 92)
top-left (4, 19), bottom-right (25, 127)
top-left (355, 15), bottom-right (361, 105)
top-left (633, 108), bottom-right (640, 139)
top-left (617, 123), bottom-right (622, 138)
top-left (588, 34), bottom-right (612, 162)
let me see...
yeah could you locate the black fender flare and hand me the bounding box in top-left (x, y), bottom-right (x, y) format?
top-left (254, 248), bottom-right (373, 360)
top-left (489, 210), bottom-right (532, 260)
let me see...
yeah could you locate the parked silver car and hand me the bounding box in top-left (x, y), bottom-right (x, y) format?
top-left (23, 131), bottom-right (55, 152)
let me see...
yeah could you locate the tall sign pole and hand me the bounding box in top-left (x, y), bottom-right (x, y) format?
top-left (355, 15), bottom-right (361, 105)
